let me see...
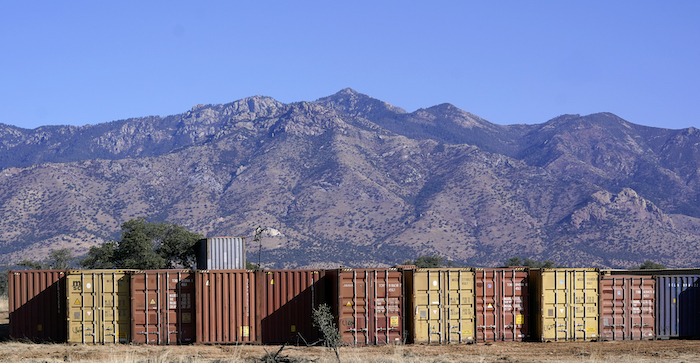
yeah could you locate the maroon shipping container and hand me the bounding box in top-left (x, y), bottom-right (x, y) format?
top-left (195, 270), bottom-right (259, 344)
top-left (258, 269), bottom-right (327, 344)
top-left (474, 267), bottom-right (529, 342)
top-left (599, 273), bottom-right (655, 340)
top-left (8, 270), bottom-right (66, 342)
top-left (328, 268), bottom-right (404, 345)
top-left (130, 270), bottom-right (195, 345)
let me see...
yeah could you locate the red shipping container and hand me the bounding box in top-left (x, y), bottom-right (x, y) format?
top-left (328, 268), bottom-right (404, 345)
top-left (8, 270), bottom-right (66, 342)
top-left (258, 269), bottom-right (327, 344)
top-left (474, 267), bottom-right (529, 342)
top-left (195, 270), bottom-right (259, 344)
top-left (131, 270), bottom-right (195, 344)
top-left (599, 274), bottom-right (655, 340)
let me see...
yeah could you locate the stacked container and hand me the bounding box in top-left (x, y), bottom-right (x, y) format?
top-left (328, 268), bottom-right (404, 345)
top-left (474, 267), bottom-right (529, 342)
top-left (195, 270), bottom-right (259, 344)
top-left (530, 268), bottom-right (599, 342)
top-left (258, 269), bottom-right (327, 344)
top-left (195, 237), bottom-right (246, 270)
top-left (404, 268), bottom-right (475, 344)
top-left (598, 272), bottom-right (655, 341)
top-left (66, 270), bottom-right (133, 344)
top-left (130, 270), bottom-right (196, 345)
top-left (8, 270), bottom-right (67, 342)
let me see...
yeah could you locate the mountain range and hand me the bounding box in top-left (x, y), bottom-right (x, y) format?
top-left (1, 88), bottom-right (699, 268)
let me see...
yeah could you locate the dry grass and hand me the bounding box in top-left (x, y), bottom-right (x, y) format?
top-left (0, 341), bottom-right (700, 363)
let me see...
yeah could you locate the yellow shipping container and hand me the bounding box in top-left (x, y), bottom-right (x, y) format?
top-left (530, 268), bottom-right (599, 342)
top-left (66, 270), bottom-right (133, 344)
top-left (404, 268), bottom-right (475, 343)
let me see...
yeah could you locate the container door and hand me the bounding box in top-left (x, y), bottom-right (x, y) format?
top-left (131, 273), bottom-right (160, 344)
top-left (373, 270), bottom-right (403, 344)
top-left (632, 277), bottom-right (655, 340)
top-left (572, 270), bottom-right (598, 340)
top-left (445, 269), bottom-right (474, 343)
top-left (165, 271), bottom-right (195, 344)
top-left (476, 270), bottom-right (497, 341)
top-left (338, 270), bottom-right (369, 344)
top-left (501, 269), bottom-right (528, 341)
top-left (67, 273), bottom-right (99, 344)
top-left (540, 270), bottom-right (570, 341)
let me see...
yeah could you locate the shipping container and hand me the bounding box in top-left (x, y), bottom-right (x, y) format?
top-left (258, 269), bottom-right (327, 344)
top-left (66, 270), bottom-right (133, 344)
top-left (404, 268), bottom-right (475, 344)
top-left (530, 268), bottom-right (599, 342)
top-left (8, 270), bottom-right (66, 342)
top-left (328, 268), bottom-right (404, 345)
top-left (195, 270), bottom-right (259, 344)
top-left (598, 273), bottom-right (655, 341)
top-left (130, 270), bottom-right (195, 345)
top-left (655, 275), bottom-right (700, 339)
top-left (475, 267), bottom-right (529, 342)
top-left (195, 237), bottom-right (246, 270)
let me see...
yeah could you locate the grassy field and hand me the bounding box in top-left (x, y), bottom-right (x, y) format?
top-left (3, 296), bottom-right (700, 362)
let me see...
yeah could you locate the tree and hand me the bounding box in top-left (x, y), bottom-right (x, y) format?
top-left (403, 254), bottom-right (456, 268)
top-left (503, 256), bottom-right (559, 268)
top-left (17, 248), bottom-right (76, 270)
top-left (636, 260), bottom-right (665, 269)
top-left (81, 218), bottom-right (203, 269)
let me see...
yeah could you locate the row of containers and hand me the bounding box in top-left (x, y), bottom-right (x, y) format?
top-left (7, 267), bottom-right (700, 344)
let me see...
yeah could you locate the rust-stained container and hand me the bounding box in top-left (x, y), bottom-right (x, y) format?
top-left (130, 270), bottom-right (195, 345)
top-left (258, 269), bottom-right (327, 344)
top-left (66, 270), bottom-right (133, 344)
top-left (598, 273), bottom-right (655, 340)
top-left (8, 270), bottom-right (67, 342)
top-left (195, 270), bottom-right (259, 344)
top-left (530, 268), bottom-right (599, 342)
top-left (475, 267), bottom-right (529, 342)
top-left (328, 268), bottom-right (404, 345)
top-left (404, 268), bottom-right (475, 344)
top-left (195, 236), bottom-right (246, 270)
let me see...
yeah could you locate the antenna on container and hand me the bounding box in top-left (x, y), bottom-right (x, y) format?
top-left (254, 226), bottom-right (265, 268)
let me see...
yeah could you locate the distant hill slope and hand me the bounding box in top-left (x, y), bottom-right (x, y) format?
top-left (1, 89), bottom-right (699, 268)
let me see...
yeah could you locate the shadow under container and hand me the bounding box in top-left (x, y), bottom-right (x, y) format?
top-left (598, 272), bottom-right (655, 341)
top-left (8, 270), bottom-right (67, 342)
top-left (66, 270), bottom-right (133, 344)
top-left (195, 270), bottom-right (259, 344)
top-left (258, 269), bottom-right (327, 345)
top-left (530, 268), bottom-right (599, 342)
top-left (404, 267), bottom-right (475, 344)
top-left (327, 268), bottom-right (404, 345)
top-left (475, 267), bottom-right (529, 342)
top-left (130, 270), bottom-right (195, 345)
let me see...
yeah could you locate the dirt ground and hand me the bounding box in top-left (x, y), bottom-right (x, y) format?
top-left (3, 302), bottom-right (700, 363)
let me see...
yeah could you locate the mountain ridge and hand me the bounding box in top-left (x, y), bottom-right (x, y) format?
top-left (1, 89), bottom-right (699, 269)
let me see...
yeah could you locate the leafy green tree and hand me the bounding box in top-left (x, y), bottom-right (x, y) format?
top-left (636, 260), bottom-right (665, 269)
top-left (403, 254), bottom-right (456, 268)
top-left (503, 256), bottom-right (559, 268)
top-left (81, 218), bottom-right (203, 269)
top-left (17, 248), bottom-right (76, 270)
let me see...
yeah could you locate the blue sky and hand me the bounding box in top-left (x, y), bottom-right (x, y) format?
top-left (1, 1), bottom-right (698, 130)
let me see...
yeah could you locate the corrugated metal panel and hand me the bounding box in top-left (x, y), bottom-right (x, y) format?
top-left (475, 267), bottom-right (529, 342)
top-left (330, 268), bottom-right (404, 345)
top-left (130, 270), bottom-right (195, 345)
top-left (656, 275), bottom-right (700, 339)
top-left (195, 270), bottom-right (259, 344)
top-left (530, 268), bottom-right (599, 342)
top-left (405, 268), bottom-right (475, 344)
top-left (258, 269), bottom-right (327, 344)
top-left (196, 237), bottom-right (246, 270)
top-left (8, 270), bottom-right (67, 342)
top-left (598, 274), bottom-right (655, 340)
top-left (66, 270), bottom-right (133, 344)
